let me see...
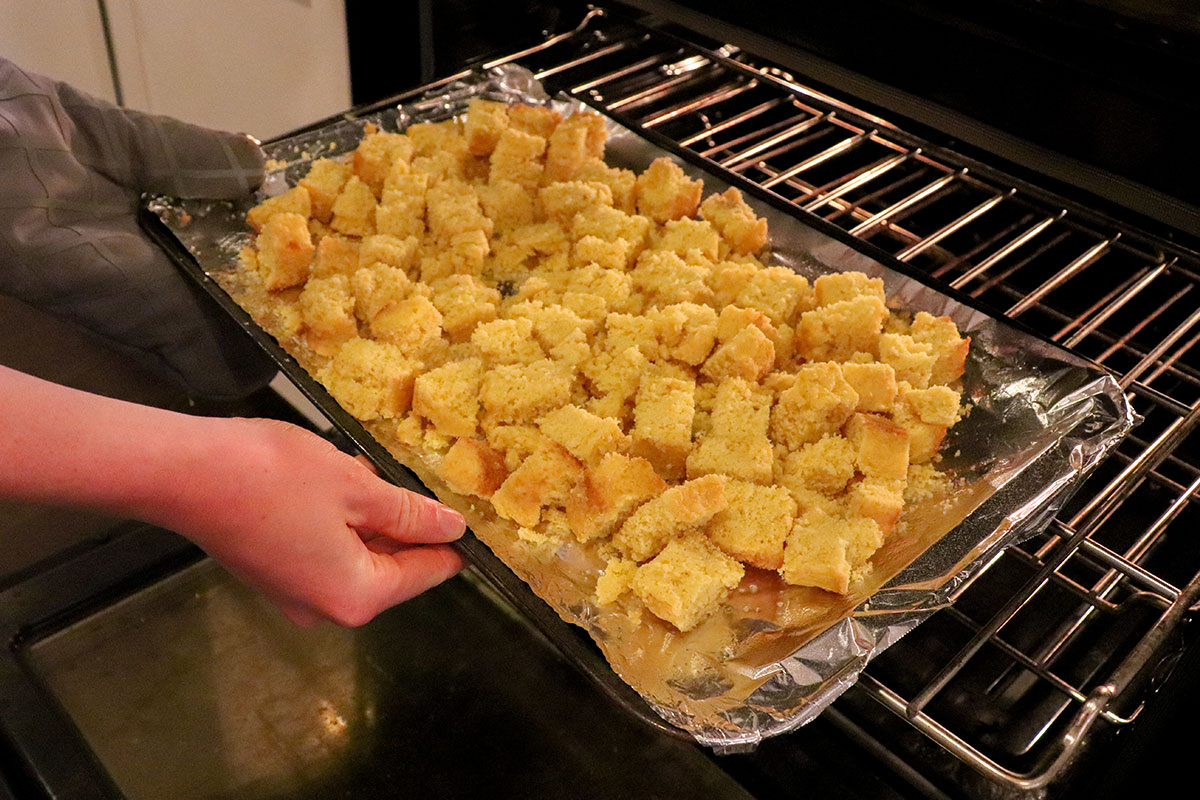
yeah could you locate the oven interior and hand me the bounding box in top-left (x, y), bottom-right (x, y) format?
top-left (2, 4), bottom-right (1198, 798)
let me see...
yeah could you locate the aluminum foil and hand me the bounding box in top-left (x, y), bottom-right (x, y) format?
top-left (148, 66), bottom-right (1134, 752)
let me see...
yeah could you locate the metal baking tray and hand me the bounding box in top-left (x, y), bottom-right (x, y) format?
top-left (140, 67), bottom-right (1133, 748)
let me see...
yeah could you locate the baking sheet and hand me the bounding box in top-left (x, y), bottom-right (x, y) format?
top-left (145, 66), bottom-right (1134, 751)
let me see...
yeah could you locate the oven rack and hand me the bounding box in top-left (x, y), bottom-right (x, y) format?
top-left (360, 6), bottom-right (1197, 795)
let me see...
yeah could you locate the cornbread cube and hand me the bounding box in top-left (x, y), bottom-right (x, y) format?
top-left (878, 333), bottom-right (936, 389)
top-left (698, 187), bottom-right (768, 254)
top-left (845, 412), bottom-right (910, 480)
top-left (840, 362), bottom-right (898, 412)
top-left (560, 291), bottom-right (612, 325)
top-left (471, 317), bottom-right (545, 365)
top-left (795, 294), bottom-right (887, 362)
top-left (845, 477), bottom-right (906, 537)
top-left (430, 274), bottom-right (500, 341)
top-left (489, 127), bottom-right (546, 190)
top-left (477, 179), bottom-right (536, 234)
top-left (247, 185), bottom-right (311, 232)
top-left (571, 205), bottom-right (653, 256)
top-left (716, 305), bottom-right (774, 343)
top-left (781, 509), bottom-right (883, 594)
top-left (632, 535), bottom-right (744, 632)
top-left (813, 271), bottom-right (886, 307)
top-left (354, 131), bottom-right (414, 197)
top-left (635, 157), bottom-right (702, 223)
top-left (700, 324), bottom-right (775, 382)
top-left (565, 452), bottom-right (667, 542)
top-left (537, 405), bottom-right (628, 466)
top-left (544, 111), bottom-right (607, 183)
top-left (733, 267), bottom-right (813, 327)
top-left (298, 274), bottom-right (357, 356)
top-left (370, 293), bottom-right (444, 359)
top-left (708, 480), bottom-right (798, 570)
top-left (653, 218), bottom-right (720, 262)
top-left (358, 233), bottom-right (420, 274)
top-left (905, 463), bottom-right (952, 503)
top-left (613, 474), bottom-right (728, 562)
top-left (890, 400), bottom-right (947, 464)
top-left (775, 434), bottom-right (856, 495)
top-left (508, 300), bottom-right (595, 354)
top-left (629, 373), bottom-right (696, 481)
top-left (488, 222), bottom-right (570, 280)
top-left (483, 424), bottom-right (545, 472)
top-left (256, 212), bottom-right (313, 291)
top-left (491, 440), bottom-right (583, 528)
top-left (436, 437), bottom-right (508, 499)
top-left (407, 120), bottom-right (465, 157)
top-left (508, 104), bottom-right (563, 140)
top-left (413, 357), bottom-right (484, 438)
top-left (464, 98), bottom-right (510, 156)
top-left (582, 344), bottom-right (647, 420)
top-left (299, 158), bottom-right (353, 224)
top-left (479, 359), bottom-right (573, 425)
top-left (911, 311), bottom-right (970, 385)
top-left (311, 235), bottom-right (361, 279)
top-left (572, 235), bottom-right (633, 272)
top-left (630, 250), bottom-right (713, 309)
top-left (330, 175), bottom-right (377, 237)
top-left (538, 180), bottom-right (613, 227)
top-left (317, 338), bottom-right (420, 420)
top-left (420, 228), bottom-right (490, 282)
top-left (770, 362), bottom-right (859, 448)
top-left (656, 302), bottom-right (718, 365)
top-left (602, 312), bottom-right (668, 362)
top-left (425, 180), bottom-right (492, 244)
top-left (377, 172), bottom-right (429, 240)
top-left (708, 260), bottom-right (759, 307)
top-left (901, 384), bottom-right (962, 426)
top-left (575, 158), bottom-right (638, 213)
top-left (351, 263), bottom-right (415, 325)
top-left (595, 557), bottom-right (639, 605)
top-left (561, 263), bottom-right (633, 310)
top-left (685, 377), bottom-right (773, 483)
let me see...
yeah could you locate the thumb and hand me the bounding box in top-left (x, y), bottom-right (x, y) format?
top-left (351, 477), bottom-right (467, 545)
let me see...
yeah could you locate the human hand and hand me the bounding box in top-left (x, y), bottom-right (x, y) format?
top-left (0, 57), bottom-right (271, 400)
top-left (165, 416), bottom-right (468, 626)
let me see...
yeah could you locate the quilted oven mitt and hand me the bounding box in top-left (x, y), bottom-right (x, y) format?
top-left (0, 56), bottom-right (272, 400)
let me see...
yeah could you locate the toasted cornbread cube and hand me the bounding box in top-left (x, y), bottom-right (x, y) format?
top-left (247, 185), bottom-right (311, 232)
top-left (358, 233), bottom-right (420, 274)
top-left (298, 274), bottom-right (357, 356)
top-left (595, 557), bottom-right (639, 605)
top-left (571, 205), bottom-right (653, 252)
top-left (629, 374), bottom-right (696, 481)
top-left (437, 437), bottom-right (508, 499)
top-left (795, 294), bottom-right (887, 362)
top-left (632, 535), bottom-right (743, 632)
top-left (878, 333), bottom-right (936, 389)
top-left (464, 98), bottom-right (510, 156)
top-left (582, 345), bottom-right (647, 420)
top-left (655, 302), bottom-right (718, 365)
top-left (537, 405), bottom-right (628, 466)
top-left (256, 212), bottom-right (313, 291)
top-left (575, 158), bottom-right (638, 213)
top-left (544, 112), bottom-right (607, 183)
top-left (708, 260), bottom-right (759, 308)
top-left (489, 127), bottom-right (546, 191)
top-left (845, 477), bottom-right (906, 537)
top-left (845, 412), bottom-right (911, 480)
top-left (708, 480), bottom-right (797, 570)
top-left (370, 294), bottom-right (444, 359)
top-left (413, 358), bottom-right (484, 438)
top-left (429, 274), bottom-right (500, 341)
top-left (733, 267), bottom-right (814, 327)
top-left (699, 187), bottom-right (769, 255)
top-left (565, 452), bottom-right (666, 542)
top-left (602, 312), bottom-right (669, 362)
top-left (508, 104), bottom-right (563, 139)
top-left (716, 304), bottom-right (774, 343)
top-left (471, 317), bottom-right (545, 365)
top-left (781, 509), bottom-right (883, 594)
top-left (310, 236), bottom-right (361, 279)
top-left (477, 179), bottom-right (536, 234)
top-left (890, 400), bottom-right (947, 464)
top-left (299, 158), bottom-right (354, 224)
top-left (685, 378), bottom-right (773, 482)
top-left (840, 362), bottom-right (898, 412)
top-left (630, 250), bottom-right (713, 309)
top-left (635, 157), bottom-right (702, 223)
top-left (483, 424), bottom-right (545, 472)
top-left (653, 218), bottom-right (720, 262)
top-left (901, 384), bottom-right (962, 426)
top-left (910, 311), bottom-right (970, 385)
top-left (317, 338), bottom-right (420, 420)
top-left (491, 440), bottom-right (582, 528)
top-left (354, 131), bottom-right (414, 197)
top-left (572, 235), bottom-right (633, 272)
top-left (775, 434), bottom-right (856, 495)
top-left (813, 271), bottom-right (886, 307)
top-left (479, 359), bottom-right (573, 425)
top-left (700, 324), bottom-right (775, 382)
top-left (561, 263), bottom-right (633, 311)
top-left (538, 180), bottom-right (614, 227)
top-left (351, 263), bottom-right (415, 325)
top-left (613, 474), bottom-right (727, 562)
top-left (770, 362), bottom-right (859, 448)
top-left (330, 175), bottom-right (377, 237)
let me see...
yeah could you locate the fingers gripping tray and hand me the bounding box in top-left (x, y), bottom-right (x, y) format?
top-left (142, 67), bottom-right (1133, 750)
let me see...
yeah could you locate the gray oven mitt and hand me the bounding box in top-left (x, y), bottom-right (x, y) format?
top-left (0, 56), bottom-right (272, 401)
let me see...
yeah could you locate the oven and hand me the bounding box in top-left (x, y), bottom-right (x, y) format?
top-left (2, 3), bottom-right (1198, 798)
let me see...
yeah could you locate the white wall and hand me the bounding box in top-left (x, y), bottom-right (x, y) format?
top-left (0, 0), bottom-right (117, 102)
